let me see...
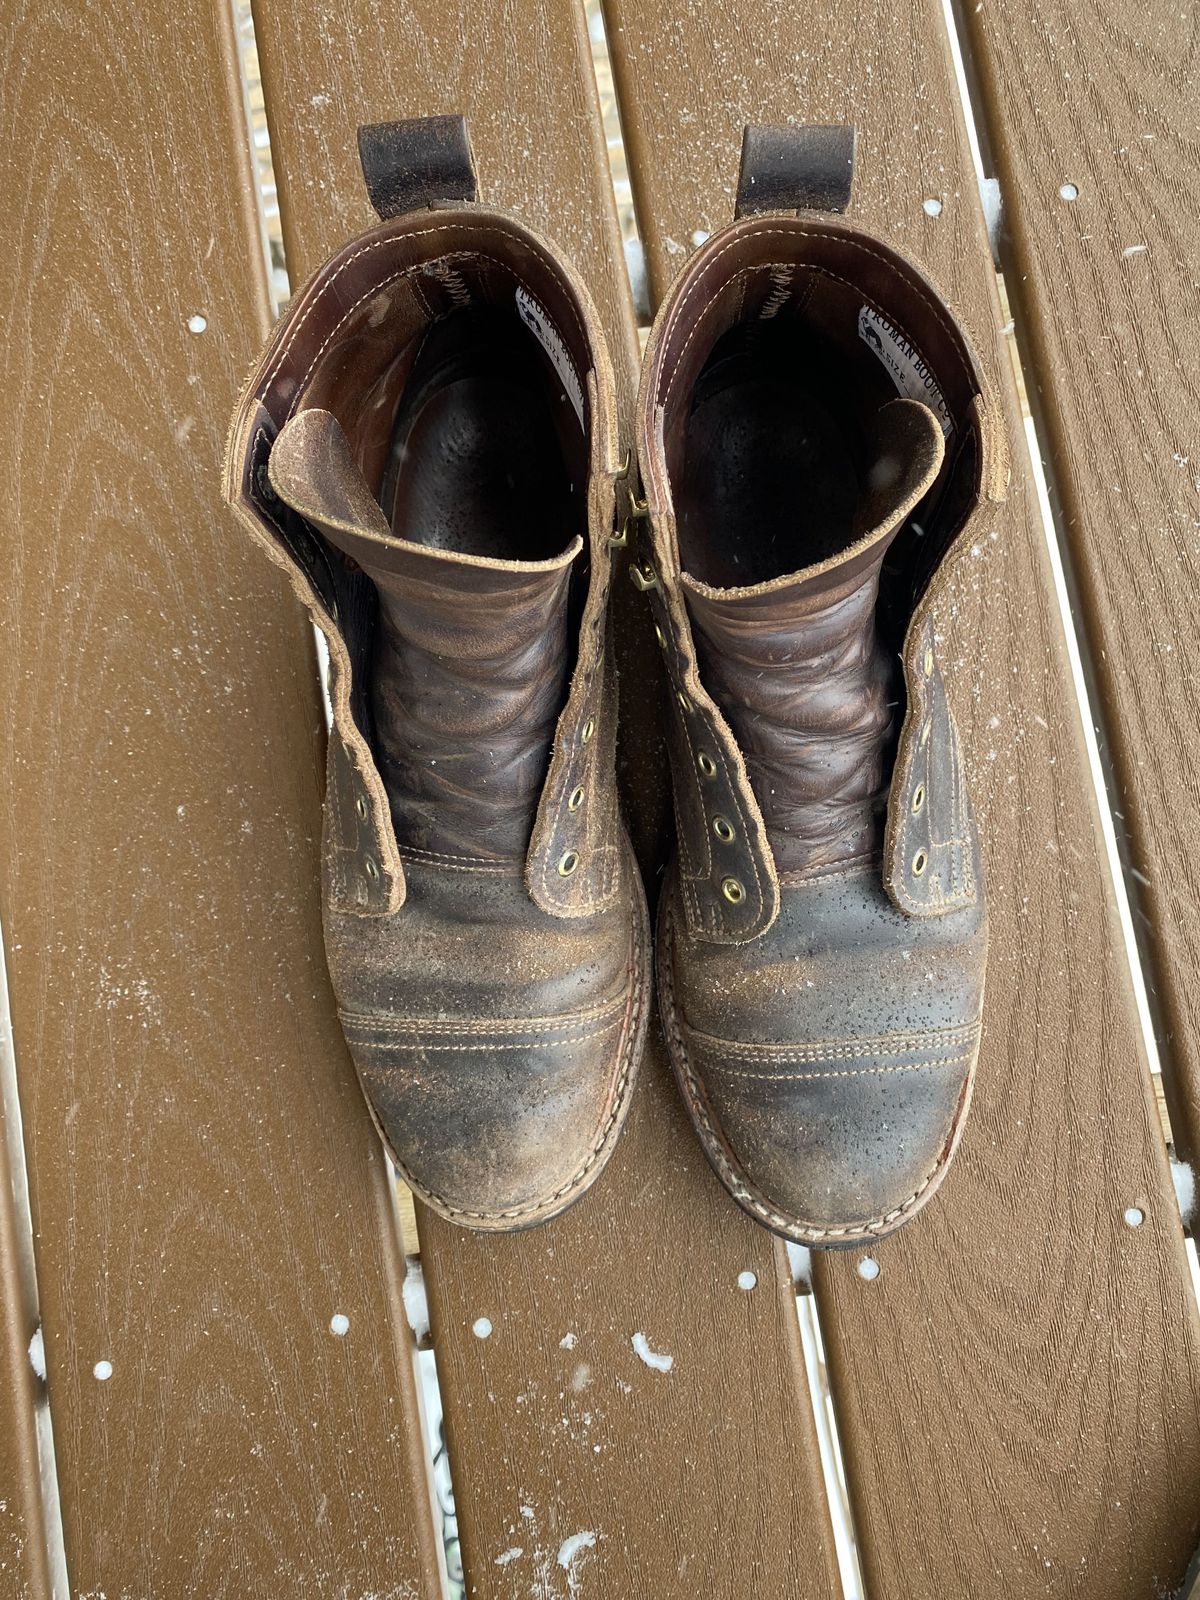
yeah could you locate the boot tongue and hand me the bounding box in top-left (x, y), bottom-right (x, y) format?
top-left (269, 408), bottom-right (582, 861)
top-left (680, 398), bottom-right (945, 873)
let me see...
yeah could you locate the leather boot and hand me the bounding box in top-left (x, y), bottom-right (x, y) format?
top-left (224, 118), bottom-right (649, 1230)
top-left (635, 126), bottom-right (1008, 1246)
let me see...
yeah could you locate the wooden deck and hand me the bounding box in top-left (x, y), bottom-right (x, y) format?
top-left (1, 0), bottom-right (1197, 1595)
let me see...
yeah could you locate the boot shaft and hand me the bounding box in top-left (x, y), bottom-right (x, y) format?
top-left (635, 205), bottom-right (1007, 939)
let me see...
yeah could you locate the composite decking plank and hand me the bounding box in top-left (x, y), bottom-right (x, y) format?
top-left (249, 1), bottom-right (842, 1594)
top-left (960, 0), bottom-right (1200, 1166)
top-left (602, 0), bottom-right (1200, 1593)
top-left (0, 0), bottom-right (441, 1592)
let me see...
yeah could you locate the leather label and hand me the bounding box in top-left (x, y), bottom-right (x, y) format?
top-left (515, 287), bottom-right (585, 426)
top-left (858, 306), bottom-right (954, 437)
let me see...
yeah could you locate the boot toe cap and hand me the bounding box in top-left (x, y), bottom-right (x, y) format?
top-left (680, 1022), bottom-right (976, 1243)
top-left (342, 997), bottom-right (638, 1228)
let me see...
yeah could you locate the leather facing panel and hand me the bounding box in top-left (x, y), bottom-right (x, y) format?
top-left (526, 372), bottom-right (627, 919)
top-left (225, 397), bottom-right (404, 916)
top-left (637, 491), bottom-right (780, 944)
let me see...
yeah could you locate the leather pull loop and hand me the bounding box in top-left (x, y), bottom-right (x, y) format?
top-left (735, 124), bottom-right (856, 217)
top-left (356, 115), bottom-right (478, 218)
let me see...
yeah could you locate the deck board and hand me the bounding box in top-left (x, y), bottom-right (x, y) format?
top-left (602, 0), bottom-right (1200, 1592)
top-left (960, 0), bottom-right (1200, 1170)
top-left (0, 1), bottom-right (442, 1592)
top-left (248, 1), bottom-right (843, 1593)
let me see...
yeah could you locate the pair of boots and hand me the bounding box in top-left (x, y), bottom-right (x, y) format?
top-left (225, 117), bottom-right (1007, 1247)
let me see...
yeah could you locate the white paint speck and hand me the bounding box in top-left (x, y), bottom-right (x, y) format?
top-left (922, 197), bottom-right (943, 217)
top-left (857, 1256), bottom-right (881, 1282)
top-left (690, 228), bottom-right (711, 247)
top-left (631, 1332), bottom-right (673, 1372)
top-left (473, 1316), bottom-right (493, 1340)
top-left (1123, 1206), bottom-right (1145, 1229)
top-left (559, 1331), bottom-right (577, 1349)
top-left (1122, 244), bottom-right (1148, 258)
top-left (93, 1359), bottom-right (113, 1381)
top-left (311, 92), bottom-right (332, 108)
top-left (737, 1270), bottom-right (757, 1291)
top-left (519, 1505), bottom-right (535, 1520)
top-left (187, 314), bottom-right (207, 334)
top-left (494, 1547), bottom-right (523, 1567)
top-left (1059, 182), bottom-right (1079, 202)
top-left (27, 1327), bottom-right (45, 1381)
top-left (329, 1313), bottom-right (350, 1337)
top-left (557, 1530), bottom-right (597, 1571)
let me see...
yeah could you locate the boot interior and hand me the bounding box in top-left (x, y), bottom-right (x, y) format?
top-left (271, 229), bottom-right (594, 567)
top-left (381, 304), bottom-right (587, 563)
top-left (655, 228), bottom-right (987, 651)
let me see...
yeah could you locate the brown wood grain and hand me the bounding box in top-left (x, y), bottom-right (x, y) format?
top-left (249, 0), bottom-right (842, 1594)
top-left (0, 0), bottom-right (442, 1593)
top-left (0, 1089), bottom-right (51, 1600)
top-left (602, 0), bottom-right (1200, 1593)
top-left (960, 0), bottom-right (1200, 1169)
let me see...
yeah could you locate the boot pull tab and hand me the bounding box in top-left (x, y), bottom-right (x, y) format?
top-left (734, 123), bottom-right (856, 217)
top-left (356, 115), bottom-right (478, 219)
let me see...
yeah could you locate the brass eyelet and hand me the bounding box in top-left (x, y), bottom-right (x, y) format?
top-left (912, 784), bottom-right (926, 815)
top-left (363, 855), bottom-right (380, 882)
top-left (608, 522), bottom-right (629, 549)
top-left (713, 815), bottom-right (735, 843)
top-left (630, 562), bottom-right (659, 592)
top-left (612, 448), bottom-right (632, 481)
top-left (697, 752), bottom-right (717, 779)
top-left (581, 717), bottom-right (596, 745)
top-left (676, 690), bottom-right (690, 712)
top-left (654, 624), bottom-right (667, 649)
top-left (558, 850), bottom-right (581, 877)
top-left (912, 849), bottom-right (928, 877)
top-left (721, 876), bottom-right (745, 905)
top-left (568, 785), bottom-right (585, 812)
top-left (355, 794), bottom-right (369, 821)
top-left (919, 719), bottom-right (932, 748)
top-left (923, 645), bottom-right (934, 677)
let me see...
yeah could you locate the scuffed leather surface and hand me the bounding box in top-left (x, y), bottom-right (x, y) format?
top-left (330, 850), bottom-right (647, 1223)
top-left (660, 860), bottom-right (984, 1240)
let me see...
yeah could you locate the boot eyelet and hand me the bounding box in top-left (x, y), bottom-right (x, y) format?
top-left (363, 855), bottom-right (380, 882)
top-left (713, 815), bottom-right (736, 842)
top-left (581, 717), bottom-right (596, 745)
top-left (721, 876), bottom-right (745, 905)
top-left (697, 752), bottom-right (717, 778)
top-left (923, 646), bottom-right (934, 677)
top-left (912, 849), bottom-right (928, 877)
top-left (920, 719), bottom-right (932, 748)
top-left (912, 785), bottom-right (926, 815)
top-left (654, 624), bottom-right (667, 648)
top-left (558, 850), bottom-right (581, 877)
top-left (355, 794), bottom-right (369, 821)
top-left (567, 786), bottom-right (585, 812)
top-left (677, 690), bottom-right (690, 712)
